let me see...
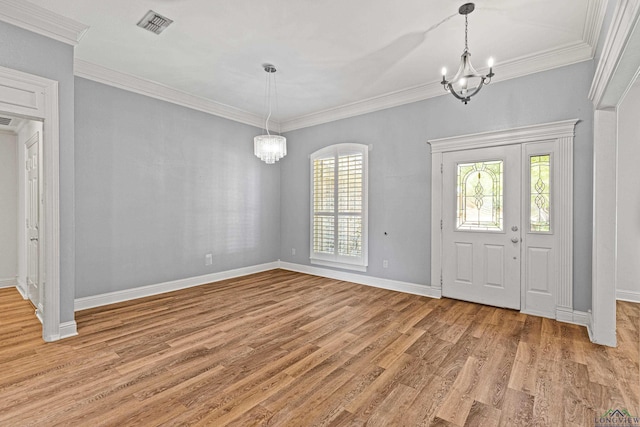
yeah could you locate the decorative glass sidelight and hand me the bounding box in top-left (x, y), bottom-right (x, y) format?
top-left (457, 160), bottom-right (503, 231)
top-left (530, 154), bottom-right (551, 232)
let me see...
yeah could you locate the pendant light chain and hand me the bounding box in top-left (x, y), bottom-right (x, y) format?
top-left (465, 14), bottom-right (468, 51)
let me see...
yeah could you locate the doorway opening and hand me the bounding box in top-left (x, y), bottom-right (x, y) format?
top-left (0, 65), bottom-right (66, 341)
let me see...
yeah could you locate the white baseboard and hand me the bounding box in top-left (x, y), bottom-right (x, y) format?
top-left (556, 308), bottom-right (591, 327)
top-left (616, 289), bottom-right (640, 303)
top-left (278, 261), bottom-right (441, 299)
top-left (74, 262), bottom-right (281, 311)
top-left (521, 308), bottom-right (555, 319)
top-left (571, 310), bottom-right (590, 327)
top-left (16, 279), bottom-right (27, 299)
top-left (0, 277), bottom-right (17, 289)
top-left (42, 320), bottom-right (78, 342)
top-left (555, 307), bottom-right (575, 323)
top-left (518, 308), bottom-right (590, 328)
top-left (59, 321), bottom-right (78, 339)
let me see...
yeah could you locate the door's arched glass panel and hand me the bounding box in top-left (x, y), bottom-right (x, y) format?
top-left (457, 160), bottom-right (503, 231)
top-left (530, 154), bottom-right (551, 232)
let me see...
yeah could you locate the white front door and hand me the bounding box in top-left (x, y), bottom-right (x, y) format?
top-left (25, 132), bottom-right (41, 313)
top-left (442, 145), bottom-right (522, 309)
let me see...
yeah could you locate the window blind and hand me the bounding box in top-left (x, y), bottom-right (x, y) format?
top-left (310, 144), bottom-right (368, 271)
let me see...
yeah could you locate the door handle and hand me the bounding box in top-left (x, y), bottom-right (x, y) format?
top-left (511, 237), bottom-right (519, 243)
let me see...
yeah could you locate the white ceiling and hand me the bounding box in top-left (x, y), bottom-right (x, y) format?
top-left (26, 0), bottom-right (603, 130)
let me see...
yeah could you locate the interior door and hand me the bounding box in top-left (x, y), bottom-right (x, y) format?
top-left (442, 145), bottom-right (521, 309)
top-left (26, 133), bottom-right (40, 311)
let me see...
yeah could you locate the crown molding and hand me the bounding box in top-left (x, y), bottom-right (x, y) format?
top-left (583, 0), bottom-right (609, 56)
top-left (589, 0), bottom-right (640, 108)
top-left (71, 3), bottom-right (603, 133)
top-left (0, 0), bottom-right (88, 46)
top-left (74, 59), bottom-right (271, 131)
top-left (279, 41), bottom-right (593, 133)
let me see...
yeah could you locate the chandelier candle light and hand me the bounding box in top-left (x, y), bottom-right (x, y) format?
top-left (254, 64), bottom-right (286, 164)
top-left (441, 3), bottom-right (494, 104)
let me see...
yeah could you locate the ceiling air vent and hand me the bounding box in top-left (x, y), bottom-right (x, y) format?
top-left (0, 116), bottom-right (12, 126)
top-left (137, 10), bottom-right (173, 35)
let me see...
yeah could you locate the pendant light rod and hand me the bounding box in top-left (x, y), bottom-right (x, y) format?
top-left (262, 63), bottom-right (277, 136)
top-left (254, 63), bottom-right (287, 164)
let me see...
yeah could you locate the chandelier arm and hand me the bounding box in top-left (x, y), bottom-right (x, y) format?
top-left (444, 77), bottom-right (487, 103)
top-left (445, 85), bottom-right (471, 102)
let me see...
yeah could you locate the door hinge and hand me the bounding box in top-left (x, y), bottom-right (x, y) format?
top-left (440, 163), bottom-right (443, 173)
top-left (440, 219), bottom-right (443, 230)
top-left (440, 274), bottom-right (443, 286)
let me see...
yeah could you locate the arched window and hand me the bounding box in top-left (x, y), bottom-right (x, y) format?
top-left (310, 143), bottom-right (368, 271)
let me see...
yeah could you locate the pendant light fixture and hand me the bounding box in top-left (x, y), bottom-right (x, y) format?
top-left (440, 3), bottom-right (494, 104)
top-left (254, 64), bottom-right (286, 164)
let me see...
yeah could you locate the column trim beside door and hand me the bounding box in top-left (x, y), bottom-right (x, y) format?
top-left (428, 119), bottom-right (578, 323)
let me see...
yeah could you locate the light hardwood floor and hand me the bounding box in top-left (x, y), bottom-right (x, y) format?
top-left (0, 269), bottom-right (638, 426)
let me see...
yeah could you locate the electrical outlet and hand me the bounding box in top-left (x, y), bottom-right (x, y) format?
top-left (383, 260), bottom-right (388, 268)
top-left (291, 248), bottom-right (296, 256)
top-left (205, 253), bottom-right (213, 266)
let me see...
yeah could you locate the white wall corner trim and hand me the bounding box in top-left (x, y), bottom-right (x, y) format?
top-left (616, 290), bottom-right (640, 303)
top-left (0, 277), bottom-right (17, 288)
top-left (74, 262), bottom-right (280, 311)
top-left (0, 0), bottom-right (88, 46)
top-left (587, 1), bottom-right (640, 347)
top-left (278, 261), bottom-right (441, 299)
top-left (74, 59), bottom-right (269, 131)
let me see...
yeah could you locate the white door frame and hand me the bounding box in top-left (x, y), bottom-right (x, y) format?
top-left (428, 119), bottom-right (578, 323)
top-left (0, 64), bottom-right (62, 342)
top-left (588, 0), bottom-right (640, 347)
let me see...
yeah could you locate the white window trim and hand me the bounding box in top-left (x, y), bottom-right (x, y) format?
top-left (310, 143), bottom-right (369, 272)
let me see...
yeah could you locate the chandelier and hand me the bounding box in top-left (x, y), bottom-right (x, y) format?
top-left (440, 3), bottom-right (494, 104)
top-left (254, 64), bottom-right (286, 164)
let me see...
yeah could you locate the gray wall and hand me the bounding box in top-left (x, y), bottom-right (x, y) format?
top-left (280, 61), bottom-right (595, 312)
top-left (0, 21), bottom-right (75, 323)
top-left (0, 133), bottom-right (17, 284)
top-left (74, 78), bottom-right (280, 298)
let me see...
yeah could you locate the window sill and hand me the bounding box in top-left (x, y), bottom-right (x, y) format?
top-left (310, 258), bottom-right (367, 272)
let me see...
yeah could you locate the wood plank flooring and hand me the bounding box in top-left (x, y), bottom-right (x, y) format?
top-left (0, 269), bottom-right (638, 426)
